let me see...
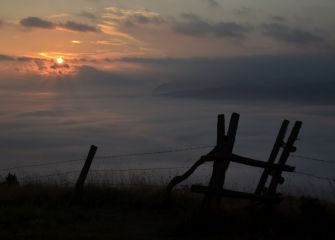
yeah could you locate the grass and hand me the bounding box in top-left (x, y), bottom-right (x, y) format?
top-left (0, 181), bottom-right (335, 240)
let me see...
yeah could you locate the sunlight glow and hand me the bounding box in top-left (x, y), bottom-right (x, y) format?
top-left (56, 57), bottom-right (64, 64)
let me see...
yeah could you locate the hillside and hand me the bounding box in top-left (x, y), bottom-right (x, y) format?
top-left (0, 183), bottom-right (334, 240)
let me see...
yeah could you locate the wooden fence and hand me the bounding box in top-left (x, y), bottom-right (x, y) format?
top-left (166, 113), bottom-right (302, 208)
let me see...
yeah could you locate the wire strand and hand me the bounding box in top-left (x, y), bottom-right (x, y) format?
top-left (91, 166), bottom-right (189, 172)
top-left (0, 145), bottom-right (213, 172)
top-left (95, 146), bottom-right (213, 160)
top-left (293, 171), bottom-right (335, 182)
top-left (0, 158), bottom-right (83, 172)
top-left (292, 155), bottom-right (334, 164)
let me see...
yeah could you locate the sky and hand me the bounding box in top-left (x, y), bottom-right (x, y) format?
top-left (0, 0), bottom-right (334, 197)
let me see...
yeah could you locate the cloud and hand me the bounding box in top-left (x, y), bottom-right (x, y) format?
top-left (124, 14), bottom-right (165, 27)
top-left (202, 0), bottom-right (220, 7)
top-left (213, 22), bottom-right (252, 38)
top-left (79, 11), bottom-right (98, 20)
top-left (59, 21), bottom-right (100, 32)
top-left (0, 53), bottom-right (77, 76)
top-left (48, 13), bottom-right (70, 19)
top-left (234, 7), bottom-right (252, 16)
top-left (0, 54), bottom-right (15, 61)
top-left (50, 63), bottom-right (70, 69)
top-left (262, 23), bottom-right (323, 44)
top-left (0, 54), bottom-right (42, 63)
top-left (173, 18), bottom-right (211, 37)
top-left (3, 52), bottom-right (335, 106)
top-left (172, 15), bottom-right (252, 38)
top-left (20, 17), bottom-right (55, 29)
top-left (104, 7), bottom-right (165, 27)
top-left (20, 16), bottom-right (100, 32)
top-left (129, 55), bottom-right (335, 105)
top-left (270, 16), bottom-right (285, 22)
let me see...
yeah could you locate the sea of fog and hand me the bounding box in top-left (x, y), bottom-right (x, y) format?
top-left (0, 88), bottom-right (334, 200)
top-left (0, 56), bottom-right (334, 200)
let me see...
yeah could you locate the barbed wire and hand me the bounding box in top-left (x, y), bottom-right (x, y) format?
top-left (292, 155), bottom-right (334, 164)
top-left (0, 158), bottom-right (83, 172)
top-left (0, 145), bottom-right (213, 172)
top-left (1, 144), bottom-right (334, 185)
top-left (95, 146), bottom-right (213, 160)
top-left (22, 166), bottom-right (191, 179)
top-left (293, 171), bottom-right (335, 183)
top-left (91, 167), bottom-right (189, 172)
top-left (28, 170), bottom-right (81, 179)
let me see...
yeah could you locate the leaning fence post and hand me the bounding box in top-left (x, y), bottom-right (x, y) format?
top-left (74, 145), bottom-right (98, 199)
top-left (267, 121), bottom-right (302, 196)
top-left (255, 120), bottom-right (289, 195)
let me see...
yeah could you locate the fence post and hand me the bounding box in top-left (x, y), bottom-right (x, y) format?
top-left (267, 121), bottom-right (302, 196)
top-left (255, 120), bottom-right (289, 195)
top-left (74, 145), bottom-right (98, 199)
top-left (203, 113), bottom-right (239, 211)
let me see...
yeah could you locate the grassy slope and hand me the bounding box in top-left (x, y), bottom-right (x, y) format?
top-left (0, 184), bottom-right (334, 240)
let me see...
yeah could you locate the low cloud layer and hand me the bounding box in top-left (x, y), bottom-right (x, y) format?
top-left (133, 55), bottom-right (335, 104)
top-left (3, 53), bottom-right (334, 107)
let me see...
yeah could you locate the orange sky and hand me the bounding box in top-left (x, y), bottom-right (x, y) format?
top-left (1, 0), bottom-right (334, 76)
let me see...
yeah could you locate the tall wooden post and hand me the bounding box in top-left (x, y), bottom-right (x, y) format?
top-left (74, 145), bottom-right (98, 198)
top-left (267, 121), bottom-right (302, 196)
top-left (255, 120), bottom-right (289, 195)
top-left (208, 114), bottom-right (226, 189)
top-left (203, 113), bottom-right (239, 210)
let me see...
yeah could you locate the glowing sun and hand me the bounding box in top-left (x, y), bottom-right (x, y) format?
top-left (56, 57), bottom-right (64, 64)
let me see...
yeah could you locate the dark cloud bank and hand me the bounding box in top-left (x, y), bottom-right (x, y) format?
top-left (170, 14), bottom-right (323, 45)
top-left (1, 53), bottom-right (334, 106)
top-left (119, 55), bottom-right (335, 105)
top-left (20, 17), bottom-right (55, 29)
top-left (20, 16), bottom-right (100, 32)
top-left (262, 23), bottom-right (323, 44)
top-left (11, 54), bottom-right (327, 106)
top-left (172, 13), bottom-right (251, 38)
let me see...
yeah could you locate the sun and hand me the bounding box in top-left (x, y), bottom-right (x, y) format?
top-left (56, 57), bottom-right (64, 65)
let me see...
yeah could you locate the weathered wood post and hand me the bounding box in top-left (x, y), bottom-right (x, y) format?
top-left (74, 145), bottom-right (98, 199)
top-left (255, 120), bottom-right (289, 195)
top-left (267, 121), bottom-right (302, 196)
top-left (203, 113), bottom-right (239, 211)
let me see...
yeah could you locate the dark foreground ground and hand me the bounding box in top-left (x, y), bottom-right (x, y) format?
top-left (0, 184), bottom-right (334, 240)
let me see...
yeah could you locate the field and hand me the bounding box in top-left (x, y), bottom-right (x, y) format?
top-left (0, 182), bottom-right (335, 240)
